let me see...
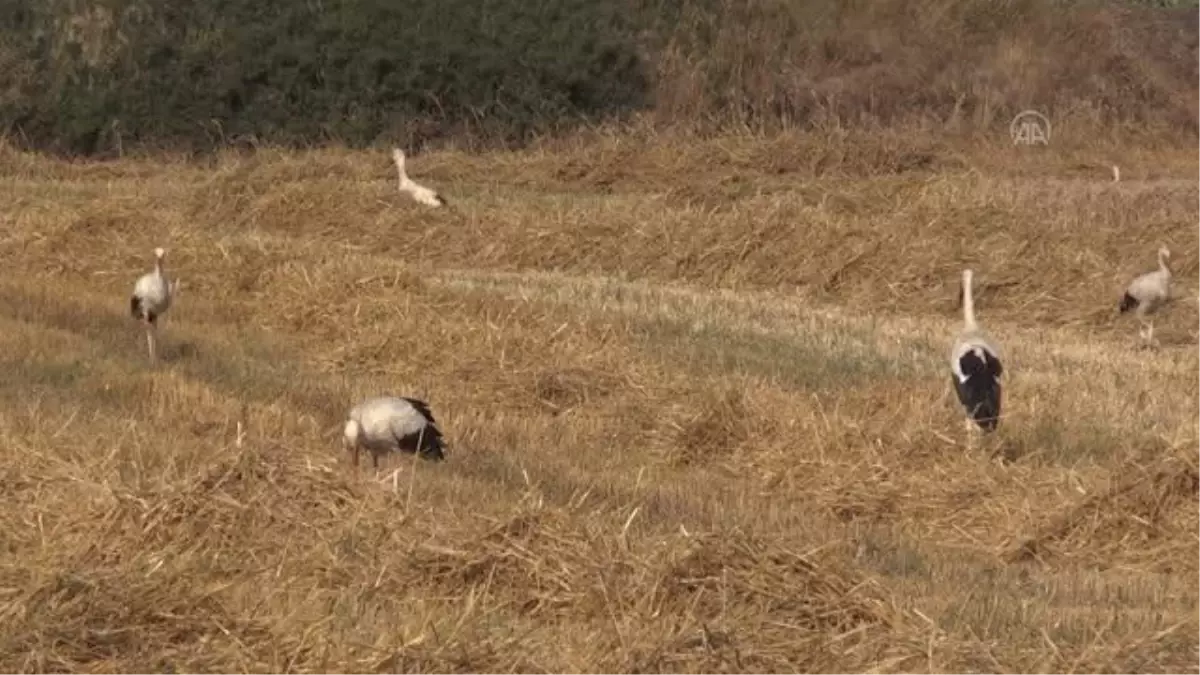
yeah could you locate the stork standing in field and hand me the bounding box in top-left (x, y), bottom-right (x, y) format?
top-left (951, 269), bottom-right (1004, 436)
top-left (393, 148), bottom-right (447, 208)
top-left (1119, 246), bottom-right (1172, 347)
top-left (343, 396), bottom-right (446, 469)
top-left (130, 247), bottom-right (175, 363)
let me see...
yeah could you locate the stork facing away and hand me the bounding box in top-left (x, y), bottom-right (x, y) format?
top-left (393, 148), bottom-right (446, 208)
top-left (343, 396), bottom-right (446, 469)
top-left (130, 247), bottom-right (176, 363)
top-left (1119, 246), bottom-right (1172, 347)
top-left (951, 269), bottom-right (1004, 437)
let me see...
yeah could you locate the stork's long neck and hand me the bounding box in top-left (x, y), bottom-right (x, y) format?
top-left (962, 270), bottom-right (978, 331)
top-left (1158, 251), bottom-right (1171, 275)
top-left (154, 258), bottom-right (165, 280)
top-left (394, 155), bottom-right (410, 187)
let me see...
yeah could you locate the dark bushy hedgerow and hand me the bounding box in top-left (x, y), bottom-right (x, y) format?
top-left (0, 0), bottom-right (650, 155)
top-left (0, 0), bottom-right (1195, 156)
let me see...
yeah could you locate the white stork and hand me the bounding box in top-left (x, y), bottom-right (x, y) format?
top-left (1119, 246), bottom-right (1172, 346)
top-left (343, 396), bottom-right (446, 469)
top-left (951, 269), bottom-right (1004, 435)
top-left (393, 148), bottom-right (446, 208)
top-left (130, 247), bottom-right (175, 362)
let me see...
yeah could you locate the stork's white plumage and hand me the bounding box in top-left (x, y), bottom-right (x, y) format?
top-left (343, 396), bottom-right (446, 469)
top-left (130, 247), bottom-right (174, 362)
top-left (950, 269), bottom-right (1003, 434)
top-left (393, 148), bottom-right (446, 208)
top-left (1119, 246), bottom-right (1172, 346)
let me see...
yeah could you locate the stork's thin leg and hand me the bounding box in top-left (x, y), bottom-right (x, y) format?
top-left (1136, 317), bottom-right (1158, 349)
top-left (144, 322), bottom-right (157, 362)
top-left (963, 417), bottom-right (979, 450)
top-left (351, 444), bottom-right (360, 468)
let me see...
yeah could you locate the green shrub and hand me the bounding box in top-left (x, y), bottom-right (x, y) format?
top-left (0, 0), bottom-right (1194, 155)
top-left (0, 0), bottom-right (650, 154)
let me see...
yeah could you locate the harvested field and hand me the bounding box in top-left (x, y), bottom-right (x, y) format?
top-left (0, 131), bottom-right (1196, 672)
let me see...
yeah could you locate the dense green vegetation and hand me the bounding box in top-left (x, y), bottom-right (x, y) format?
top-left (0, 0), bottom-right (648, 154)
top-left (0, 0), bottom-right (1195, 155)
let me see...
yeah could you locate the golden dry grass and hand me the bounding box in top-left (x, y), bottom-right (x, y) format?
top-left (0, 130), bottom-right (1196, 673)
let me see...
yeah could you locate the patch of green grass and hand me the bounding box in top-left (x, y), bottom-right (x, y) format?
top-left (1002, 418), bottom-right (1141, 467)
top-left (429, 269), bottom-right (945, 391)
top-left (631, 313), bottom-right (938, 392)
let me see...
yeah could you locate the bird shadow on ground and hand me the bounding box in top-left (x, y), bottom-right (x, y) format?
top-left (1152, 331), bottom-right (1196, 349)
top-left (991, 438), bottom-right (1025, 465)
top-left (157, 340), bottom-right (200, 362)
